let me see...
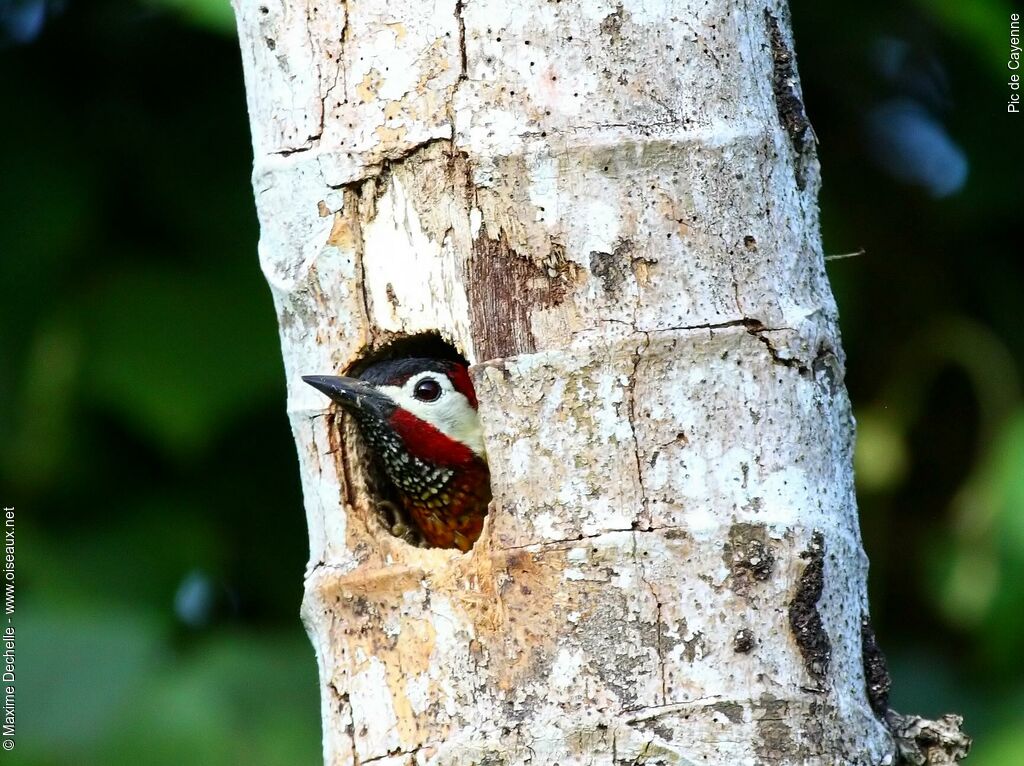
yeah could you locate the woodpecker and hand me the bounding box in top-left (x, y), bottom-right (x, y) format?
top-left (303, 358), bottom-right (490, 552)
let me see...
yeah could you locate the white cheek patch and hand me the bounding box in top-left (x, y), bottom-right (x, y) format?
top-left (378, 373), bottom-right (486, 458)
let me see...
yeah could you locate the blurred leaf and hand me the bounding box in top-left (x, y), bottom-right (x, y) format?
top-left (887, 650), bottom-right (982, 723)
top-left (98, 634), bottom-right (321, 766)
top-left (0, 143), bottom-right (95, 292)
top-left (146, 0), bottom-right (236, 34)
top-left (994, 411), bottom-right (1024, 551)
top-left (913, 0), bottom-right (1015, 70)
top-left (16, 604), bottom-right (319, 766)
top-left (2, 318), bottom-right (81, 489)
top-left (81, 266), bottom-right (281, 457)
top-left (23, 502), bottom-right (223, 614)
top-left (967, 715), bottom-right (1024, 766)
top-left (17, 606), bottom-right (164, 754)
top-left (928, 408), bottom-right (1024, 669)
top-left (855, 406), bottom-right (909, 491)
top-left (977, 410), bottom-right (1024, 668)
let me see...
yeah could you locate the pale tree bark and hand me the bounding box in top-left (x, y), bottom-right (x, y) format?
top-left (233, 1), bottom-right (968, 764)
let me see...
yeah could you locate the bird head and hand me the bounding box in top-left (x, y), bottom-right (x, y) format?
top-left (302, 358), bottom-right (485, 473)
top-left (303, 357), bottom-right (490, 551)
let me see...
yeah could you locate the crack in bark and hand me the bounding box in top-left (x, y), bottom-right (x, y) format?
top-left (622, 697), bottom-right (723, 721)
top-left (729, 263), bottom-right (743, 314)
top-left (320, 68), bottom-right (341, 145)
top-left (571, 317), bottom-right (790, 340)
top-left (272, 144), bottom-right (315, 157)
top-left (307, 4), bottom-right (324, 146)
top-left (361, 743), bottom-right (429, 765)
top-left (749, 332), bottom-right (806, 374)
top-left (741, 319), bottom-right (825, 377)
top-left (332, 0), bottom-right (350, 134)
top-left (305, 560), bottom-right (353, 580)
top-left (633, 739), bottom-right (653, 765)
top-left (642, 317), bottom-right (782, 335)
top-left (325, 137), bottom-right (455, 192)
top-left (633, 531), bottom-right (666, 705)
top-left (454, 0), bottom-right (468, 83)
top-left (517, 119), bottom-right (684, 138)
top-left (648, 92), bottom-right (679, 124)
top-left (325, 682), bottom-right (357, 762)
top-left (498, 528), bottom-right (635, 552)
top-left (343, 185), bottom-right (375, 346)
top-left (282, 2), bottom-right (350, 157)
top-left (626, 332), bottom-right (651, 530)
top-left (446, 2), bottom-right (468, 143)
top-left (497, 523), bottom-right (688, 553)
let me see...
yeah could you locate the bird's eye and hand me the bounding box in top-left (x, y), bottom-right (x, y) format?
top-left (413, 377), bottom-right (443, 402)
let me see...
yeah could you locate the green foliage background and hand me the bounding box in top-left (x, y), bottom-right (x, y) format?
top-left (0, 0), bottom-right (1019, 762)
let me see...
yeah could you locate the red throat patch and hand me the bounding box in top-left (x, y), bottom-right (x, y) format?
top-left (388, 409), bottom-right (476, 466)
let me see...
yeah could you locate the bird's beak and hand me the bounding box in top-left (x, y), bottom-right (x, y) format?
top-left (302, 375), bottom-right (395, 420)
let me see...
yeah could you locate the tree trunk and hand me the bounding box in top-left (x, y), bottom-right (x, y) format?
top-left (232, 1), bottom-right (963, 763)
